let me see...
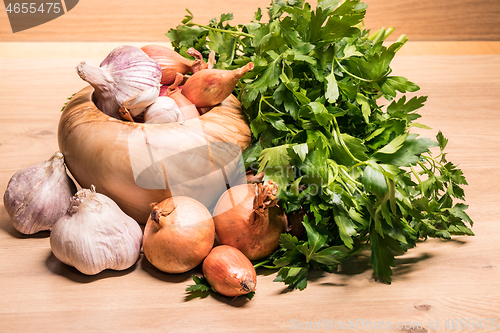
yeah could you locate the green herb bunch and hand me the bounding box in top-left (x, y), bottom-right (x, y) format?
top-left (168, 0), bottom-right (473, 289)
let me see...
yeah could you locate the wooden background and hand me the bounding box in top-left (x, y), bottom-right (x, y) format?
top-left (1, 0), bottom-right (500, 41)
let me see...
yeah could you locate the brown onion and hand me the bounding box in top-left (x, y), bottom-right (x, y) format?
top-left (181, 62), bottom-right (254, 108)
top-left (141, 45), bottom-right (207, 85)
top-left (167, 73), bottom-right (200, 120)
top-left (143, 196), bottom-right (215, 274)
top-left (203, 245), bottom-right (256, 297)
top-left (212, 180), bottom-right (287, 260)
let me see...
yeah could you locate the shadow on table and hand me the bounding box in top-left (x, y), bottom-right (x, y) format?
top-left (45, 251), bottom-right (140, 283)
top-left (141, 255), bottom-right (195, 284)
top-left (335, 251), bottom-right (435, 283)
top-left (0, 208), bottom-right (50, 239)
top-left (184, 289), bottom-right (254, 307)
top-left (266, 241), bottom-right (469, 294)
top-left (141, 256), bottom-right (252, 307)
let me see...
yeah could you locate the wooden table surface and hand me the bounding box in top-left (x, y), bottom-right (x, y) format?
top-left (1, 38), bottom-right (500, 333)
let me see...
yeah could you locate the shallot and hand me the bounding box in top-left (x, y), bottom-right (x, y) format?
top-left (181, 62), bottom-right (254, 108)
top-left (166, 73), bottom-right (200, 120)
top-left (203, 245), bottom-right (257, 297)
top-left (141, 45), bottom-right (208, 85)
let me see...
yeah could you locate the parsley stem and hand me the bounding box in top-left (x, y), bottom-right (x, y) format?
top-left (336, 174), bottom-right (354, 196)
top-left (333, 117), bottom-right (362, 164)
top-left (340, 166), bottom-right (363, 187)
top-left (253, 259), bottom-right (271, 269)
top-left (327, 160), bottom-right (340, 185)
top-left (261, 96), bottom-right (283, 113)
top-left (410, 165), bottom-right (424, 195)
top-left (349, 161), bottom-right (369, 172)
top-left (188, 22), bottom-right (255, 38)
top-left (422, 154), bottom-right (444, 169)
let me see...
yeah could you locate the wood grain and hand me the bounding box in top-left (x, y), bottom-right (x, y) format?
top-left (362, 0), bottom-right (500, 41)
top-left (1, 0), bottom-right (499, 41)
top-left (1, 45), bottom-right (499, 332)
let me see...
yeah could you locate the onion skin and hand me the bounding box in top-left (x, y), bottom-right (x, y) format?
top-left (58, 85), bottom-right (251, 224)
top-left (212, 182), bottom-right (287, 260)
top-left (166, 73), bottom-right (200, 120)
top-left (141, 45), bottom-right (207, 85)
top-left (181, 62), bottom-right (254, 108)
top-left (203, 245), bottom-right (256, 297)
top-left (143, 196), bottom-right (215, 274)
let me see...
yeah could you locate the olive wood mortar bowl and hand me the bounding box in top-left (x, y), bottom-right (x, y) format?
top-left (58, 85), bottom-right (251, 224)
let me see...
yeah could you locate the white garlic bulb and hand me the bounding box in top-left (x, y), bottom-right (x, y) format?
top-left (76, 45), bottom-right (162, 119)
top-left (143, 96), bottom-right (183, 124)
top-left (3, 151), bottom-right (77, 235)
top-left (50, 186), bottom-right (143, 275)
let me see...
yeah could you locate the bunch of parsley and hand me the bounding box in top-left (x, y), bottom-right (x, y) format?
top-left (168, 0), bottom-right (473, 289)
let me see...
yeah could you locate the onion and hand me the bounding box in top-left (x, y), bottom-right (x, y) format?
top-left (159, 85), bottom-right (169, 97)
top-left (58, 86), bottom-right (251, 224)
top-left (166, 73), bottom-right (200, 120)
top-left (143, 196), bottom-right (215, 274)
top-left (212, 180), bottom-right (287, 260)
top-left (181, 62), bottom-right (254, 108)
top-left (141, 45), bottom-right (207, 85)
top-left (202, 245), bottom-right (257, 297)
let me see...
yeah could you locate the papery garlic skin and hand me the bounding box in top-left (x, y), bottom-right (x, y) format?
top-left (76, 45), bottom-right (162, 119)
top-left (50, 187), bottom-right (143, 275)
top-left (143, 96), bottom-right (183, 124)
top-left (122, 83), bottom-right (161, 117)
top-left (3, 152), bottom-right (77, 235)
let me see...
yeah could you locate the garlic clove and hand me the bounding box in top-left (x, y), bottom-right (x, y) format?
top-left (207, 50), bottom-right (216, 70)
top-left (122, 83), bottom-right (161, 117)
top-left (76, 61), bottom-right (121, 119)
top-left (3, 152), bottom-right (77, 235)
top-left (50, 186), bottom-right (143, 275)
top-left (143, 96), bottom-right (183, 124)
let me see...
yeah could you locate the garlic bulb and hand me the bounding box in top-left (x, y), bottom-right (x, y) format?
top-left (50, 186), bottom-right (143, 275)
top-left (3, 152), bottom-right (77, 235)
top-left (76, 45), bottom-right (162, 119)
top-left (143, 96), bottom-right (183, 124)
